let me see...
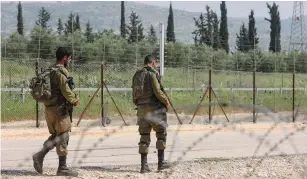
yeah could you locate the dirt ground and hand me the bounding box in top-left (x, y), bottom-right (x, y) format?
top-left (2, 112), bottom-right (307, 179)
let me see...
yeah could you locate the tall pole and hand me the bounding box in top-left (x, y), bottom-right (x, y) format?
top-left (136, 26), bottom-right (138, 67)
top-left (253, 32), bottom-right (256, 123)
top-left (293, 57), bottom-right (295, 122)
top-left (209, 32), bottom-right (213, 123)
top-left (72, 13), bottom-right (74, 71)
top-left (36, 26), bottom-right (42, 128)
top-left (159, 23), bottom-right (165, 76)
top-left (102, 38), bottom-right (106, 125)
top-left (4, 19), bottom-right (7, 59)
top-left (289, 2), bottom-right (307, 52)
top-left (209, 68), bottom-right (212, 123)
top-left (288, 2), bottom-right (306, 122)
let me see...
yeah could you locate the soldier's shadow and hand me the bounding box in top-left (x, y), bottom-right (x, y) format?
top-left (79, 166), bottom-right (140, 173)
top-left (2, 169), bottom-right (82, 177)
top-left (1, 170), bottom-right (40, 176)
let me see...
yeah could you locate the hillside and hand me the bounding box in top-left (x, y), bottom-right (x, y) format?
top-left (1, 1), bottom-right (299, 51)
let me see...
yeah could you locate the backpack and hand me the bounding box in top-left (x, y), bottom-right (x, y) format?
top-left (132, 68), bottom-right (150, 103)
top-left (29, 67), bottom-right (63, 103)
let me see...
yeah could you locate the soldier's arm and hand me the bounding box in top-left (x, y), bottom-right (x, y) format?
top-left (56, 72), bottom-right (78, 104)
top-left (150, 73), bottom-right (169, 107)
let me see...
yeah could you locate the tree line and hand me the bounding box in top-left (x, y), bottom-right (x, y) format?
top-left (2, 1), bottom-right (307, 73)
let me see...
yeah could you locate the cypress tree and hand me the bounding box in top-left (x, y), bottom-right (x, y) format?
top-left (120, 1), bottom-right (126, 38)
top-left (248, 10), bottom-right (259, 50)
top-left (204, 5), bottom-right (212, 47)
top-left (212, 11), bottom-right (220, 50)
top-left (219, 1), bottom-right (229, 53)
top-left (17, 1), bottom-right (24, 36)
top-left (265, 2), bottom-right (281, 52)
top-left (166, 2), bottom-right (176, 43)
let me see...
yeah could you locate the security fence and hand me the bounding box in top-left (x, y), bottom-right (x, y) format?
top-left (1, 55), bottom-right (307, 125)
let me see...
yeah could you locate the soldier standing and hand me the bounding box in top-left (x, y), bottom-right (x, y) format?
top-left (132, 55), bottom-right (172, 173)
top-left (32, 47), bottom-right (79, 177)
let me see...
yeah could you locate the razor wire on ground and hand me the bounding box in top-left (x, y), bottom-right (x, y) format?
top-left (1, 42), bottom-right (307, 178)
top-left (2, 102), bottom-right (307, 178)
top-left (1, 7), bottom-right (307, 178)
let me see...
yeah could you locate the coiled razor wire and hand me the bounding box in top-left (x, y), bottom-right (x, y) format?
top-left (8, 101), bottom-right (307, 179)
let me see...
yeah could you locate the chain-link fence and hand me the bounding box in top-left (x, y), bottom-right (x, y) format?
top-left (1, 29), bottom-right (307, 124)
top-left (2, 53), bottom-right (307, 124)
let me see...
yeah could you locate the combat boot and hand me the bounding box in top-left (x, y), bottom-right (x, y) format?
top-left (140, 153), bottom-right (151, 173)
top-left (56, 156), bottom-right (78, 177)
top-left (157, 150), bottom-right (172, 171)
top-left (32, 148), bottom-right (49, 174)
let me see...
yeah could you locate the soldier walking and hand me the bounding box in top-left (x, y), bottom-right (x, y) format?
top-left (32, 47), bottom-right (79, 177)
top-left (132, 55), bottom-right (172, 173)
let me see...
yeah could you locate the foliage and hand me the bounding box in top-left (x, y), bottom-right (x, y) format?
top-left (57, 18), bottom-right (64, 35)
top-left (236, 23), bottom-right (249, 52)
top-left (127, 11), bottom-right (144, 43)
top-left (166, 2), bottom-right (176, 43)
top-left (248, 10), bottom-right (259, 49)
top-left (17, 1), bottom-right (24, 36)
top-left (120, 1), bottom-right (126, 38)
top-left (265, 2), bottom-right (281, 53)
top-left (147, 24), bottom-right (157, 44)
top-left (219, 1), bottom-right (229, 53)
top-left (35, 7), bottom-right (51, 29)
top-left (1, 3), bottom-right (306, 74)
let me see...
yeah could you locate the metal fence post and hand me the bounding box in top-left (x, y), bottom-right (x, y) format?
top-left (253, 69), bottom-right (256, 123)
top-left (9, 67), bottom-right (12, 97)
top-left (293, 71), bottom-right (295, 122)
top-left (21, 87), bottom-right (25, 104)
top-left (101, 61), bottom-right (104, 126)
top-left (292, 54), bottom-right (296, 123)
top-left (209, 68), bottom-right (212, 123)
top-left (35, 59), bottom-right (39, 128)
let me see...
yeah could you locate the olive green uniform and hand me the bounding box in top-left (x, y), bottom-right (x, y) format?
top-left (133, 65), bottom-right (170, 154)
top-left (43, 65), bottom-right (78, 156)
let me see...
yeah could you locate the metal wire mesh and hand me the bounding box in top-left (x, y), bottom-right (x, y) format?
top-left (1, 41), bottom-right (307, 124)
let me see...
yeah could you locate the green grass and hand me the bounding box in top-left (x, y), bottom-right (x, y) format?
top-left (1, 90), bottom-right (306, 122)
top-left (2, 61), bottom-right (307, 89)
top-left (1, 61), bottom-right (307, 122)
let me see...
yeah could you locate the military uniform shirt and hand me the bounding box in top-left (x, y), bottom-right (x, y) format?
top-left (44, 65), bottom-right (77, 106)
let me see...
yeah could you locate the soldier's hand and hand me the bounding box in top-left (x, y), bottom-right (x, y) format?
top-left (73, 99), bottom-right (79, 106)
top-left (166, 104), bottom-right (171, 112)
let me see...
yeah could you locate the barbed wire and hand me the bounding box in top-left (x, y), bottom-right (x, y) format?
top-left (2, 100), bottom-right (306, 178)
top-left (1, 34), bottom-right (307, 178)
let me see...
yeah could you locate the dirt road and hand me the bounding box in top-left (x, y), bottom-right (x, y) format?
top-left (1, 113), bottom-right (307, 178)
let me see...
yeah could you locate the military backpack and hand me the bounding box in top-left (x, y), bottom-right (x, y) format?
top-left (132, 68), bottom-right (150, 102)
top-left (29, 67), bottom-right (63, 103)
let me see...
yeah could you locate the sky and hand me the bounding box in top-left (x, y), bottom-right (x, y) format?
top-left (137, 1), bottom-right (307, 19)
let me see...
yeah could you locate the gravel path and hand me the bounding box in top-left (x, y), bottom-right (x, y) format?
top-left (1, 155), bottom-right (307, 179)
top-left (2, 112), bottom-right (307, 179)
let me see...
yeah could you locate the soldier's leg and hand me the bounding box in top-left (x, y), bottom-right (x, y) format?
top-left (33, 106), bottom-right (59, 174)
top-left (54, 106), bottom-right (77, 177)
top-left (151, 109), bottom-right (171, 171)
top-left (137, 115), bottom-right (152, 173)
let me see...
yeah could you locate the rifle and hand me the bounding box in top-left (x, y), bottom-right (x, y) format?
top-left (66, 76), bottom-right (75, 123)
top-left (157, 75), bottom-right (183, 125)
